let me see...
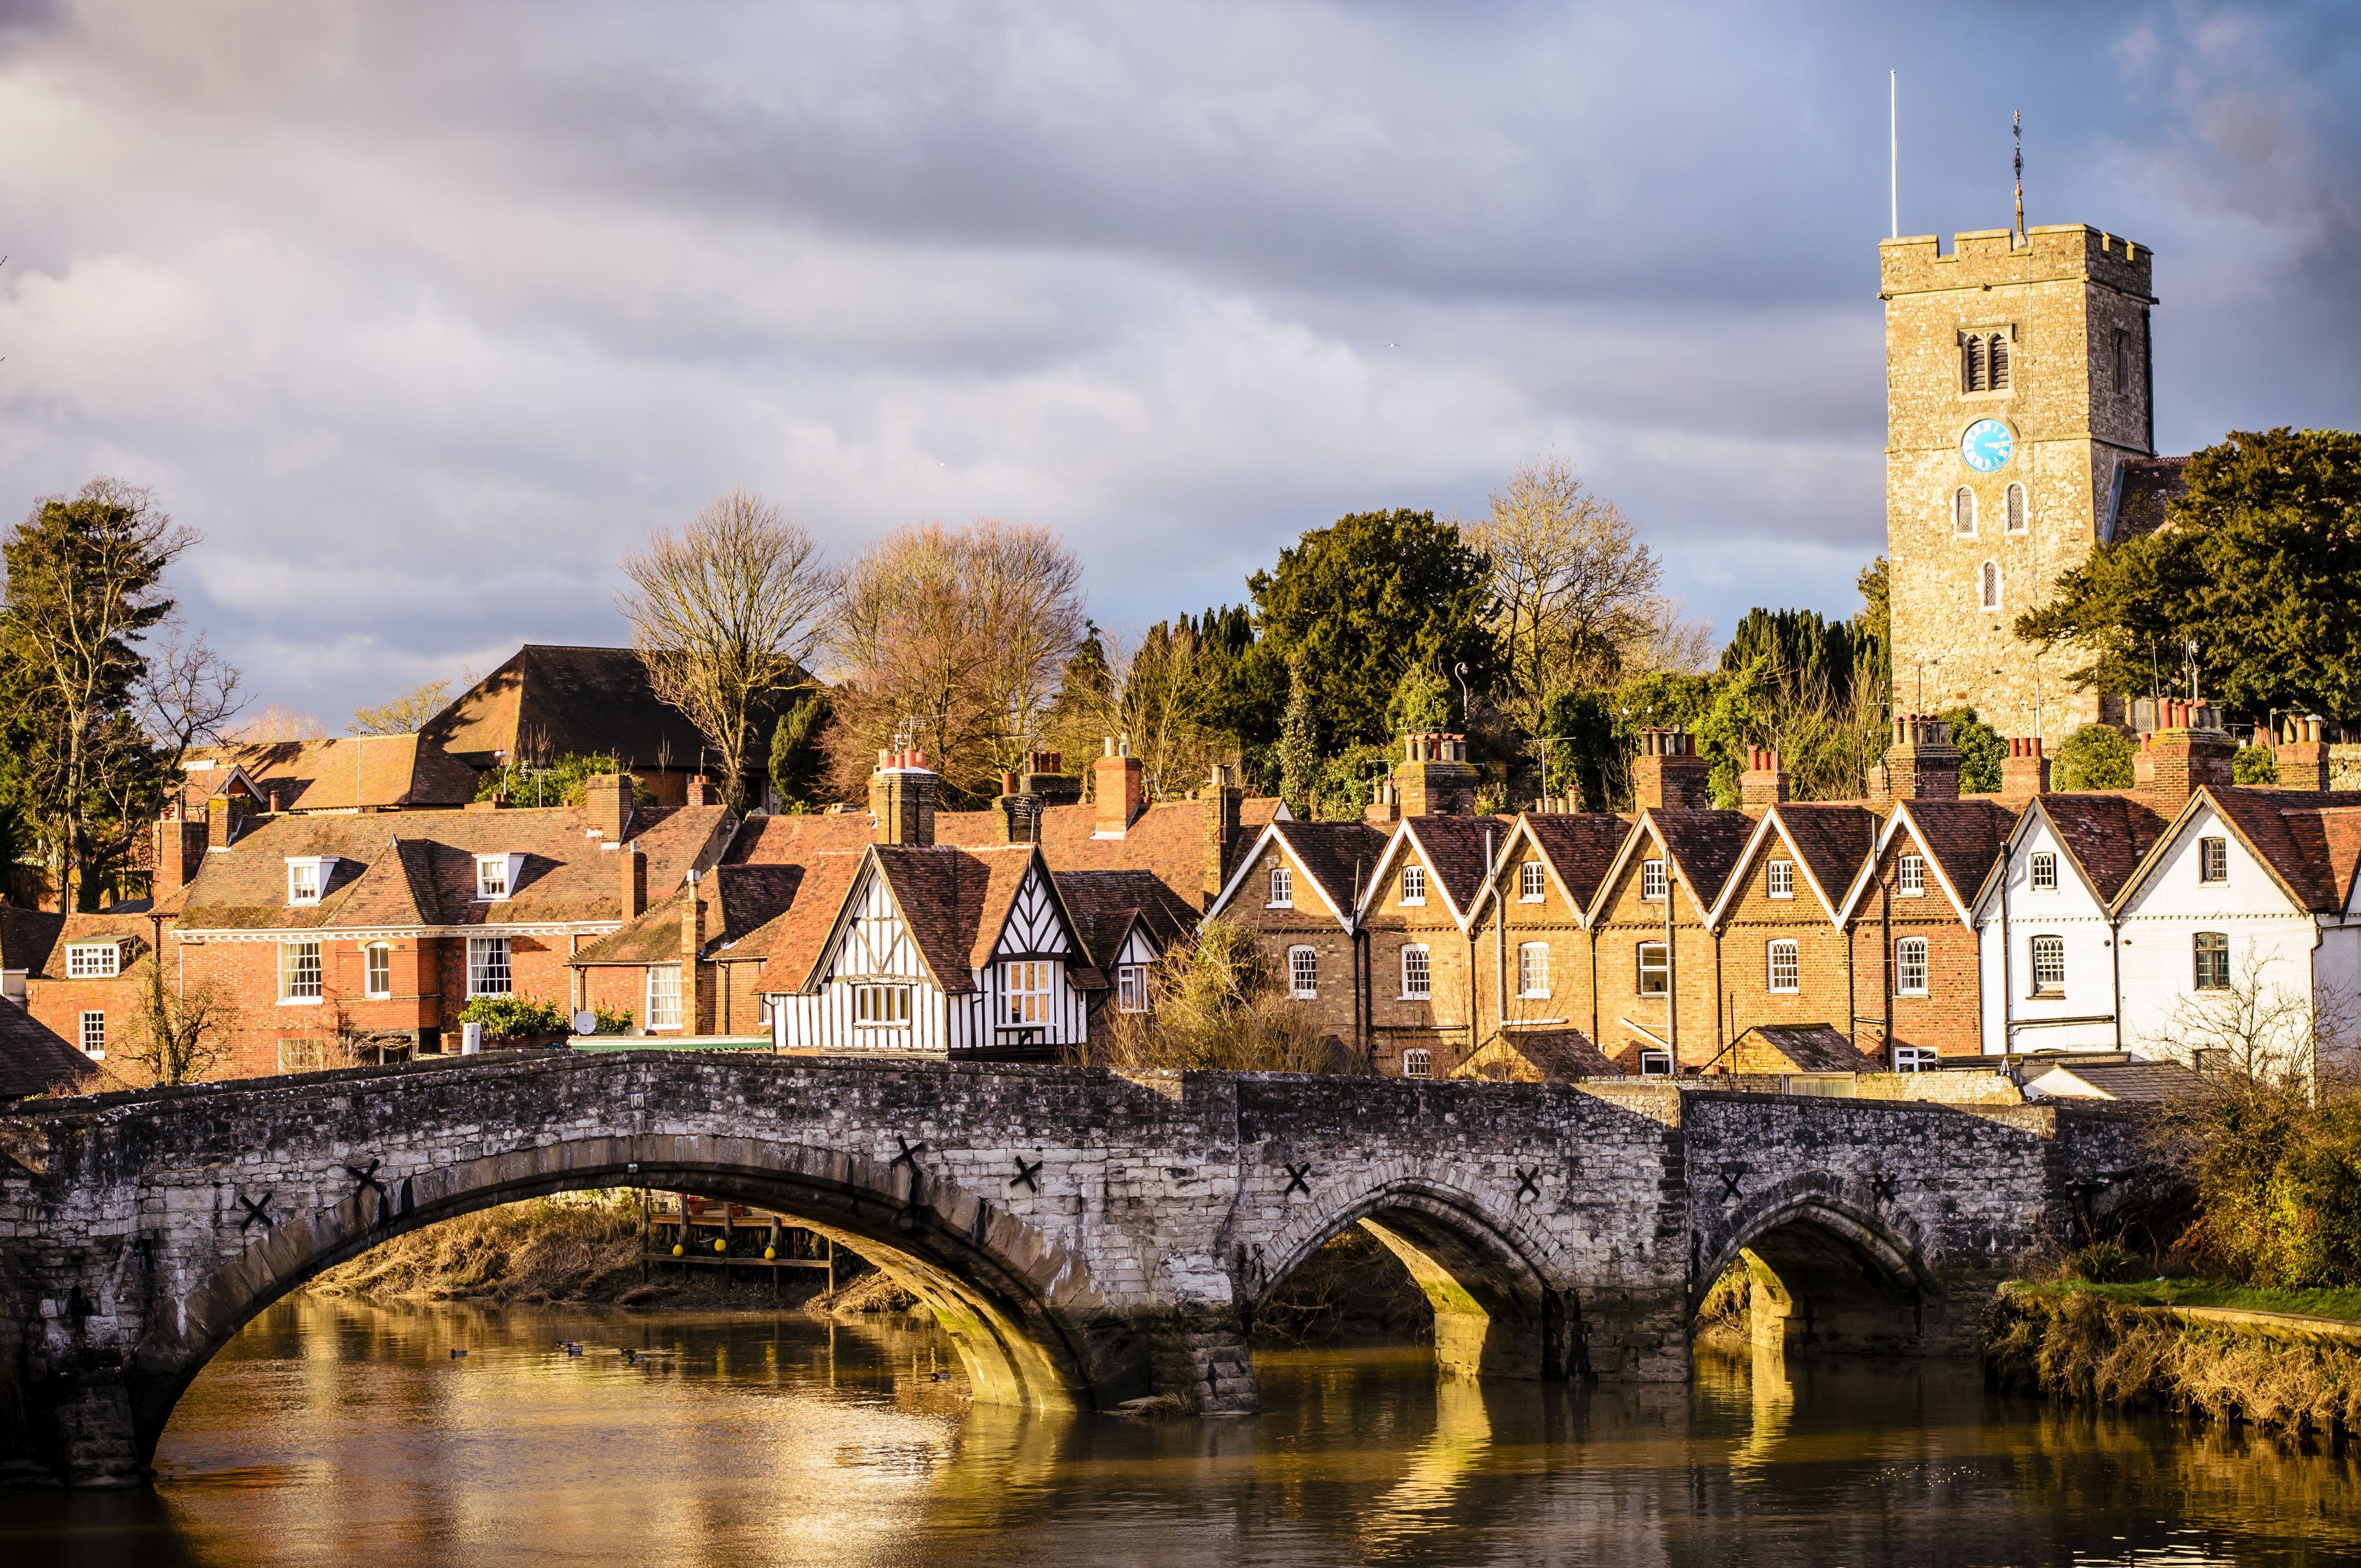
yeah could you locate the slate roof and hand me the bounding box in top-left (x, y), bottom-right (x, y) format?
top-left (1892, 798), bottom-right (2023, 913)
top-left (1396, 816), bottom-right (1517, 919)
top-left (181, 735), bottom-right (478, 813)
top-left (1455, 1028), bottom-right (1624, 1082)
top-left (2197, 788), bottom-right (2361, 914)
top-left (419, 645), bottom-right (718, 774)
top-left (171, 804), bottom-right (730, 931)
top-left (1519, 813), bottom-right (1635, 914)
top-left (2037, 792), bottom-right (2170, 902)
top-left (2105, 455), bottom-right (2190, 542)
top-left (1727, 1024), bottom-right (1882, 1075)
top-left (2022, 1055), bottom-right (2203, 1103)
top-left (0, 1005), bottom-right (96, 1100)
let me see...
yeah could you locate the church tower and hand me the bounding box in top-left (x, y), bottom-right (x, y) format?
top-left (1881, 224), bottom-right (2156, 738)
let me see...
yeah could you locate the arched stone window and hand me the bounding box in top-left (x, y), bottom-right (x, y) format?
top-left (1988, 332), bottom-right (2010, 389)
top-left (1963, 334), bottom-right (1988, 392)
top-left (1979, 560), bottom-right (2001, 610)
top-left (2005, 481), bottom-right (2028, 532)
top-left (1954, 488), bottom-right (1976, 536)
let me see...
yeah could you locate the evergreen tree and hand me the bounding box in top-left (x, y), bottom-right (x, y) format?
top-left (1277, 660), bottom-right (1321, 818)
top-left (1385, 663), bottom-right (1455, 735)
top-left (1937, 706), bottom-right (2004, 794)
top-left (767, 693), bottom-right (834, 809)
top-left (2054, 723), bottom-right (2136, 791)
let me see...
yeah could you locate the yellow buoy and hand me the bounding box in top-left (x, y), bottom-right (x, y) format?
top-left (764, 1246), bottom-right (777, 1260)
top-left (713, 1238), bottom-right (728, 1254)
top-left (670, 1244), bottom-right (684, 1257)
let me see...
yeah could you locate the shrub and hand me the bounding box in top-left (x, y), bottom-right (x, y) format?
top-left (2232, 745), bottom-right (2279, 785)
top-left (589, 1002), bottom-right (633, 1034)
top-left (459, 996), bottom-right (571, 1041)
top-left (2066, 1238), bottom-right (2145, 1283)
top-left (2054, 723), bottom-right (2136, 790)
top-left (1937, 707), bottom-right (2004, 793)
top-left (1079, 919), bottom-right (1363, 1073)
top-left (474, 754), bottom-right (654, 807)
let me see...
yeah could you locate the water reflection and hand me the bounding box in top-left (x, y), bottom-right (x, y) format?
top-left (0, 1295), bottom-right (2355, 1567)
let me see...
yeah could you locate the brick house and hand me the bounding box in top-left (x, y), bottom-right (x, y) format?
top-left (1467, 810), bottom-right (1633, 1068)
top-left (1207, 817), bottom-right (1387, 1053)
top-left (1703, 790), bottom-right (1878, 1071)
top-left (1838, 795), bottom-right (2023, 1064)
top-left (158, 774), bottom-right (731, 1077)
top-left (1357, 814), bottom-right (1513, 1080)
top-left (2, 905), bottom-right (155, 1082)
top-left (1585, 803), bottom-right (1753, 1073)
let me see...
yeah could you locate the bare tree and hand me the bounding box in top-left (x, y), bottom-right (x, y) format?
top-left (829, 519), bottom-right (1086, 805)
top-left (1620, 596), bottom-right (1719, 678)
top-left (2147, 952), bottom-right (2355, 1088)
top-left (125, 961), bottom-right (238, 1086)
top-left (224, 704), bottom-right (329, 742)
top-left (1464, 455), bottom-right (1662, 726)
top-left (350, 678), bottom-right (451, 736)
top-left (618, 488), bottom-right (836, 815)
top-left (1046, 622), bottom-right (1227, 805)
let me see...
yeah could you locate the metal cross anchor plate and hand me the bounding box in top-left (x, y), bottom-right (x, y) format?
top-left (1513, 1166), bottom-right (1542, 1203)
top-left (1281, 1162), bottom-right (1313, 1198)
top-left (1008, 1156), bottom-right (1043, 1192)
top-left (890, 1136), bottom-right (927, 1172)
top-left (1870, 1171), bottom-right (1901, 1204)
top-left (235, 1192), bottom-right (274, 1232)
top-left (346, 1160), bottom-right (393, 1226)
top-left (1717, 1162), bottom-right (1748, 1201)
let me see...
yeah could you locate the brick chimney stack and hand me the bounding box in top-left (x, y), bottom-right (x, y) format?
top-left (869, 750), bottom-right (939, 846)
top-left (688, 775), bottom-right (720, 808)
top-left (153, 809), bottom-right (206, 904)
top-left (1868, 715), bottom-right (1961, 804)
top-left (1364, 775), bottom-right (1402, 826)
top-left (586, 772), bottom-right (632, 842)
top-left (621, 843), bottom-right (646, 920)
top-left (2275, 715), bottom-right (2330, 792)
top-left (991, 771), bottom-right (1039, 843)
top-left (1202, 762), bottom-right (1243, 908)
top-left (1999, 737), bottom-right (2051, 800)
top-left (2146, 699), bottom-right (2236, 812)
top-left (1094, 736), bottom-right (1145, 838)
top-left (1020, 750), bottom-right (1083, 807)
top-left (206, 792), bottom-right (249, 850)
top-left (681, 869), bottom-right (706, 1035)
top-left (1739, 747), bottom-right (1789, 809)
top-left (1394, 732), bottom-right (1479, 817)
top-left (1630, 728), bottom-right (1710, 811)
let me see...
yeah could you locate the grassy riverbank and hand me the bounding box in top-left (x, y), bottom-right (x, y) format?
top-left (2008, 1279), bottom-right (2361, 1323)
top-left (1985, 1287), bottom-right (2361, 1438)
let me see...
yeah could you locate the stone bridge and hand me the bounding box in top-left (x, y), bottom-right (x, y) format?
top-left (0, 1053), bottom-right (2146, 1483)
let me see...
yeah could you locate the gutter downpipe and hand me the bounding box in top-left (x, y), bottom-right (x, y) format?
top-left (1999, 839), bottom-right (2013, 1058)
top-left (1663, 838), bottom-right (1677, 1066)
top-left (2109, 905), bottom-right (2124, 1053)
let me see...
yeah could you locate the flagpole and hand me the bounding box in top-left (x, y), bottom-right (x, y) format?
top-left (1889, 71), bottom-right (1899, 239)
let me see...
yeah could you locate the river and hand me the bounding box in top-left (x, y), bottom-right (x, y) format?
top-left (3, 1294), bottom-right (2355, 1566)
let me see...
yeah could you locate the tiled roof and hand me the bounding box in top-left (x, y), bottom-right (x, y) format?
top-left (0, 1005), bottom-right (96, 1099)
top-left (2106, 455), bottom-right (2190, 542)
top-left (1520, 813), bottom-right (1634, 913)
top-left (1052, 869), bottom-right (1195, 969)
top-left (569, 864), bottom-right (809, 967)
top-left (181, 735), bottom-right (478, 812)
top-left (0, 909), bottom-right (150, 979)
top-left (172, 804), bottom-right (730, 931)
top-left (1267, 819), bottom-right (1391, 919)
top-left (2024, 1056), bottom-right (2202, 1103)
top-left (1400, 816), bottom-right (1516, 919)
top-left (732, 852), bottom-right (867, 989)
top-left (1455, 1028), bottom-right (1624, 1082)
top-left (1647, 808), bottom-right (1756, 911)
top-left (1895, 798), bottom-right (2023, 912)
top-left (418, 645), bottom-right (719, 773)
top-left (2199, 788), bottom-right (2361, 914)
top-left (1728, 1023), bottom-right (1881, 1074)
top-left (1766, 804), bottom-right (1877, 914)
top-left (2038, 792), bottom-right (2168, 902)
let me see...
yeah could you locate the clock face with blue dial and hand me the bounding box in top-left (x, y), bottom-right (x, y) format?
top-left (1960, 418), bottom-right (2014, 473)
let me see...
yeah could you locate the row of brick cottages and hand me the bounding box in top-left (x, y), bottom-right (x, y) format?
top-left (8, 708), bottom-right (2357, 1083)
top-left (1212, 709), bottom-right (2361, 1077)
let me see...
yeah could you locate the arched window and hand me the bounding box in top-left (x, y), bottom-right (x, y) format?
top-left (1766, 939), bottom-right (1800, 993)
top-left (2005, 482), bottom-right (2027, 532)
top-left (1400, 944), bottom-right (1431, 999)
top-left (1954, 488), bottom-right (1976, 535)
top-left (1894, 937), bottom-right (1929, 996)
top-left (1401, 1047), bottom-right (1432, 1079)
top-left (1988, 332), bottom-right (2010, 389)
top-left (1267, 865), bottom-right (1292, 907)
top-left (1979, 560), bottom-right (2000, 610)
top-left (1963, 334), bottom-right (1988, 392)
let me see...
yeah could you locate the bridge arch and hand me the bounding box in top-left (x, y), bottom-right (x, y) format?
top-left (1243, 1177), bottom-right (1577, 1381)
top-left (129, 1134), bottom-right (1140, 1472)
top-left (1693, 1174), bottom-right (1936, 1356)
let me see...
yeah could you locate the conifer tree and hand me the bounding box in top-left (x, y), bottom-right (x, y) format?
top-left (1277, 660), bottom-right (1320, 818)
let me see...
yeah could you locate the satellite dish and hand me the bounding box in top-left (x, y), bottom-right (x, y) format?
top-left (571, 1009), bottom-right (596, 1036)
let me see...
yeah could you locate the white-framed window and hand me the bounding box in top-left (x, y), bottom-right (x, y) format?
top-left (79, 1011), bottom-right (105, 1058)
top-left (279, 941), bottom-right (323, 1001)
top-left (467, 935), bottom-right (512, 998)
top-left (2005, 482), bottom-right (2028, 533)
top-left (1637, 941), bottom-right (1668, 996)
top-left (1267, 864), bottom-right (1293, 908)
top-left (1518, 942), bottom-right (1549, 998)
top-left (1401, 1047), bottom-right (1432, 1080)
top-left (1401, 864), bottom-right (1427, 905)
top-left (1004, 961), bottom-right (1055, 1025)
top-left (1288, 945), bottom-right (1318, 999)
top-left (1979, 560), bottom-right (2001, 611)
top-left (1116, 965), bottom-right (1149, 1013)
top-left (1894, 1045), bottom-right (1938, 1072)
top-left (2029, 934), bottom-right (2066, 996)
top-left (1767, 860), bottom-right (1793, 899)
top-left (2029, 851), bottom-right (2058, 892)
top-left (648, 963), bottom-right (683, 1029)
top-left (65, 943), bottom-right (121, 979)
top-left (1519, 861), bottom-right (1546, 902)
top-left (1640, 859), bottom-right (1666, 902)
top-left (1400, 944), bottom-right (1431, 1000)
top-left (1638, 1049), bottom-right (1674, 1077)
top-left (1954, 487), bottom-right (1976, 536)
top-left (287, 860), bottom-right (322, 906)
top-left (364, 943), bottom-right (393, 999)
top-left (853, 981), bottom-right (910, 1027)
top-left (1767, 939), bottom-right (1799, 993)
top-left (2193, 932), bottom-right (2230, 992)
top-left (1895, 937), bottom-right (1929, 997)
top-left (476, 855), bottom-right (512, 902)
top-left (1897, 854), bottom-right (1926, 897)
top-left (2199, 837), bottom-right (2228, 884)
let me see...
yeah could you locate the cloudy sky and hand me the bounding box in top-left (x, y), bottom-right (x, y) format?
top-left (2, 2), bottom-right (2355, 729)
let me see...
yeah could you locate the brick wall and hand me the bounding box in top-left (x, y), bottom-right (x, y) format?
top-left (1361, 844), bottom-right (1477, 1077)
top-left (1713, 846), bottom-right (1856, 1063)
top-left (1223, 845), bottom-right (1361, 1051)
top-left (1845, 834), bottom-right (1983, 1061)
top-left (1589, 844), bottom-right (1718, 1069)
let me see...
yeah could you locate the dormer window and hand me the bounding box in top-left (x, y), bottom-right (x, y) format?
top-left (476, 853), bottom-right (524, 902)
top-left (65, 943), bottom-right (122, 979)
top-left (1519, 862), bottom-right (1546, 902)
top-left (284, 856), bottom-right (337, 907)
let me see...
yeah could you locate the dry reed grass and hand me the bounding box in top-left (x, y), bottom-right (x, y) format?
top-left (312, 1193), bottom-right (648, 1303)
